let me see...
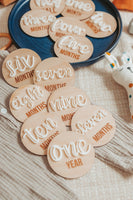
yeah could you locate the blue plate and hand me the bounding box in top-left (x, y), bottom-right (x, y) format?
top-left (8, 0), bottom-right (122, 68)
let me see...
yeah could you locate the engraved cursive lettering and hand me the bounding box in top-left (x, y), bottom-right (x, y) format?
top-left (90, 12), bottom-right (112, 32)
top-left (58, 36), bottom-right (90, 54)
top-left (22, 118), bottom-right (57, 143)
top-left (75, 110), bottom-right (107, 134)
top-left (49, 139), bottom-right (91, 161)
top-left (49, 95), bottom-right (87, 111)
top-left (11, 86), bottom-right (44, 110)
top-left (51, 19), bottom-right (86, 36)
top-left (65, 0), bottom-right (93, 12)
top-left (6, 55), bottom-right (35, 77)
top-left (34, 67), bottom-right (73, 82)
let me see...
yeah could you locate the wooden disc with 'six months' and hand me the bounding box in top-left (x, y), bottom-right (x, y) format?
top-left (9, 84), bottom-right (50, 122)
top-left (33, 57), bottom-right (75, 93)
top-left (47, 131), bottom-right (95, 179)
top-left (71, 105), bottom-right (116, 146)
top-left (21, 112), bottom-right (66, 155)
top-left (47, 86), bottom-right (90, 126)
top-left (2, 48), bottom-right (41, 88)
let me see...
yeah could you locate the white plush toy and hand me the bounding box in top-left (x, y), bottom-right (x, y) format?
top-left (105, 52), bottom-right (133, 119)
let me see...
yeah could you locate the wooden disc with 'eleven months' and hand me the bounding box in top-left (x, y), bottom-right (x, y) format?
top-left (2, 48), bottom-right (41, 88)
top-left (47, 86), bottom-right (90, 126)
top-left (9, 84), bottom-right (50, 122)
top-left (21, 112), bottom-right (66, 155)
top-left (33, 57), bottom-right (75, 93)
top-left (47, 131), bottom-right (95, 179)
top-left (71, 105), bottom-right (116, 147)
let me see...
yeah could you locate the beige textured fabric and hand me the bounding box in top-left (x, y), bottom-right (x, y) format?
top-left (0, 3), bottom-right (133, 200)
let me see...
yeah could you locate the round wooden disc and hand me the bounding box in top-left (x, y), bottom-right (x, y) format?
top-left (47, 86), bottom-right (90, 126)
top-left (2, 48), bottom-right (41, 88)
top-left (30, 0), bottom-right (65, 16)
top-left (49, 17), bottom-right (87, 41)
top-left (47, 131), bottom-right (95, 179)
top-left (71, 105), bottom-right (116, 146)
top-left (83, 11), bottom-right (117, 38)
top-left (21, 112), bottom-right (66, 155)
top-left (62, 0), bottom-right (95, 20)
top-left (20, 10), bottom-right (56, 37)
top-left (54, 35), bottom-right (93, 63)
top-left (9, 84), bottom-right (50, 122)
top-left (33, 57), bottom-right (75, 93)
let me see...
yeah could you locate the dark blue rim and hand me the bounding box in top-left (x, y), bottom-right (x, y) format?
top-left (8, 0), bottom-right (122, 68)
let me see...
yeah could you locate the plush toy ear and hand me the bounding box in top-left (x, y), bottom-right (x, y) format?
top-left (105, 52), bottom-right (120, 69)
top-left (121, 52), bottom-right (132, 65)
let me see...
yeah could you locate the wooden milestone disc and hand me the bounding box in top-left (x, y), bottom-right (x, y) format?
top-left (2, 48), bottom-right (41, 88)
top-left (20, 10), bottom-right (56, 37)
top-left (83, 11), bottom-right (117, 38)
top-left (30, 0), bottom-right (65, 16)
top-left (33, 57), bottom-right (75, 93)
top-left (21, 112), bottom-right (66, 155)
top-left (47, 131), bottom-right (95, 179)
top-left (9, 84), bottom-right (50, 122)
top-left (62, 0), bottom-right (95, 20)
top-left (71, 105), bottom-right (116, 146)
top-left (54, 35), bottom-right (93, 63)
top-left (49, 17), bottom-right (87, 41)
top-left (47, 86), bottom-right (90, 126)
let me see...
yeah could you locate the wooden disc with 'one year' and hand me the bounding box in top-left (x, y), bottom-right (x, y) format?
top-left (47, 131), bottom-right (95, 179)
top-left (21, 112), bottom-right (66, 155)
top-left (71, 105), bottom-right (116, 146)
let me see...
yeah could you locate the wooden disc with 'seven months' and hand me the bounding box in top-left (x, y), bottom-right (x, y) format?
top-left (47, 131), bottom-right (95, 179)
top-left (33, 57), bottom-right (75, 93)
